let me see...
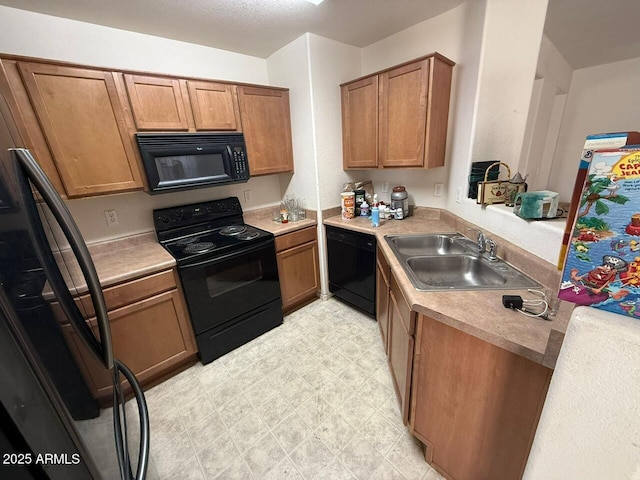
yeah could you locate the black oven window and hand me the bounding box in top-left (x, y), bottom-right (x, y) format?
top-left (155, 154), bottom-right (226, 182)
top-left (205, 260), bottom-right (264, 298)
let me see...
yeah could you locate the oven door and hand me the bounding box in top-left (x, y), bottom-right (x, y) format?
top-left (178, 240), bottom-right (281, 334)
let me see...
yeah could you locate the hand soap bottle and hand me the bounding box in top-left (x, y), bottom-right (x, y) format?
top-left (371, 194), bottom-right (380, 227)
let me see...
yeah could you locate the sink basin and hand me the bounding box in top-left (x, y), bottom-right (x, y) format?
top-left (387, 233), bottom-right (473, 256)
top-left (385, 233), bottom-right (541, 291)
top-left (406, 255), bottom-right (507, 289)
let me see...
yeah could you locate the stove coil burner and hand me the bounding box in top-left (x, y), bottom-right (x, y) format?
top-left (237, 230), bottom-right (260, 241)
top-left (183, 242), bottom-right (215, 254)
top-left (220, 225), bottom-right (247, 236)
top-left (176, 237), bottom-right (199, 246)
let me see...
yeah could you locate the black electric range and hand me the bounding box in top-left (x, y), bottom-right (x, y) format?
top-left (154, 197), bottom-right (282, 364)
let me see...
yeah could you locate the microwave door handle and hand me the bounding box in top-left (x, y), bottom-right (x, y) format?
top-left (13, 148), bottom-right (114, 370)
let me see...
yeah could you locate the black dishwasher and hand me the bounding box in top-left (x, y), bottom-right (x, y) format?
top-left (326, 225), bottom-right (376, 316)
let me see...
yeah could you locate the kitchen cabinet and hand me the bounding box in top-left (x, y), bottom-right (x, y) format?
top-left (124, 74), bottom-right (241, 132)
top-left (124, 74), bottom-right (190, 131)
top-left (16, 62), bottom-right (144, 197)
top-left (237, 85), bottom-right (294, 176)
top-left (0, 59), bottom-right (66, 195)
top-left (387, 271), bottom-right (416, 425)
top-left (341, 76), bottom-right (378, 169)
top-left (410, 314), bottom-right (552, 480)
top-left (341, 53), bottom-right (454, 169)
top-left (275, 226), bottom-right (320, 313)
top-left (56, 269), bottom-right (197, 404)
top-left (186, 80), bottom-right (241, 131)
top-left (375, 245), bottom-right (391, 354)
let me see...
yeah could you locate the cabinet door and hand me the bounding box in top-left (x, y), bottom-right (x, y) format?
top-left (376, 250), bottom-right (390, 354)
top-left (18, 62), bottom-right (143, 197)
top-left (424, 56), bottom-right (453, 169)
top-left (277, 240), bottom-right (320, 311)
top-left (61, 289), bottom-right (196, 403)
top-left (388, 274), bottom-right (415, 425)
top-left (411, 315), bottom-right (552, 480)
top-left (379, 59), bottom-right (429, 168)
top-left (124, 74), bottom-right (190, 130)
top-left (187, 80), bottom-right (240, 131)
top-left (0, 59), bottom-right (66, 195)
top-left (237, 86), bottom-right (294, 175)
top-left (341, 76), bottom-right (378, 169)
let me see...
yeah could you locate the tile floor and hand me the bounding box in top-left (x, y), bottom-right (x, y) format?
top-left (80, 298), bottom-right (445, 480)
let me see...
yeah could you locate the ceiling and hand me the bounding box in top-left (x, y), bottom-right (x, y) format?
top-left (0, 0), bottom-right (638, 68)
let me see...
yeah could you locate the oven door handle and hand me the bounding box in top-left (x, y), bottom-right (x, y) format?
top-left (179, 239), bottom-right (274, 270)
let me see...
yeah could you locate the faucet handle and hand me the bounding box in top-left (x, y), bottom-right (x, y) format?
top-left (486, 239), bottom-right (498, 260)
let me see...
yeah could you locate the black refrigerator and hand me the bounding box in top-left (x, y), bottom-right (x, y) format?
top-left (0, 90), bottom-right (149, 478)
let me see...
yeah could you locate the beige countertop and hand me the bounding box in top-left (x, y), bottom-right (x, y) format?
top-left (324, 209), bottom-right (572, 369)
top-left (53, 232), bottom-right (175, 296)
top-left (246, 217), bottom-right (317, 236)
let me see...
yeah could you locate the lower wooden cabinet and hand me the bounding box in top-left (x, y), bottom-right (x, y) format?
top-left (375, 246), bottom-right (391, 353)
top-left (387, 272), bottom-right (416, 425)
top-left (410, 315), bottom-right (552, 480)
top-left (58, 269), bottom-right (196, 403)
top-left (275, 226), bottom-right (320, 313)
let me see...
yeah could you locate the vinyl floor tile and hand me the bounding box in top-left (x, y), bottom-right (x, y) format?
top-left (79, 298), bottom-right (444, 480)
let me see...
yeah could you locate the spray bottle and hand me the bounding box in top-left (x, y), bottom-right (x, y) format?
top-left (371, 194), bottom-right (380, 227)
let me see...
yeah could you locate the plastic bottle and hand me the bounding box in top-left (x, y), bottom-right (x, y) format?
top-left (371, 195), bottom-right (380, 227)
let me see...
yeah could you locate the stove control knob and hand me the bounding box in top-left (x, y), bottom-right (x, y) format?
top-left (205, 206), bottom-right (213, 213)
top-left (159, 215), bottom-right (170, 224)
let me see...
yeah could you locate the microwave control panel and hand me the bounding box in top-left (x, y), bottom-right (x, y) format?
top-left (232, 146), bottom-right (249, 180)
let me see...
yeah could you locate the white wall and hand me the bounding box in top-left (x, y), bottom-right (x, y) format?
top-left (549, 55), bottom-right (640, 202)
top-left (267, 33), bottom-right (361, 297)
top-left (0, 5), bottom-right (283, 244)
top-left (524, 307), bottom-right (640, 480)
top-left (442, 0), bottom-right (563, 264)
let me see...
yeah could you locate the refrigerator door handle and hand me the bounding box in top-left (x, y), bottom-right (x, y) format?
top-left (12, 148), bottom-right (114, 370)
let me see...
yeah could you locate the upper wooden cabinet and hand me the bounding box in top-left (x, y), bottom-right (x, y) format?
top-left (2, 54), bottom-right (295, 197)
top-left (186, 80), bottom-right (241, 131)
top-left (341, 53), bottom-right (454, 170)
top-left (124, 74), bottom-right (190, 131)
top-left (237, 85), bottom-right (294, 176)
top-left (18, 62), bottom-right (144, 197)
top-left (341, 76), bottom-right (378, 169)
top-left (124, 74), bottom-right (242, 132)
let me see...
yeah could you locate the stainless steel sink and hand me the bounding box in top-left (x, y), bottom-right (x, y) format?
top-left (385, 233), bottom-right (541, 291)
top-left (386, 233), bottom-right (473, 256)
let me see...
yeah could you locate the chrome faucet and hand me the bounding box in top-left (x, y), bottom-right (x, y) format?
top-left (476, 231), bottom-right (486, 253)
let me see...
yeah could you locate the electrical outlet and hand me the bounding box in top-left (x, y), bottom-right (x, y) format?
top-left (104, 209), bottom-right (119, 226)
top-left (243, 190), bottom-right (251, 203)
top-left (434, 183), bottom-right (444, 197)
top-left (456, 187), bottom-right (463, 203)
top-left (381, 182), bottom-right (389, 193)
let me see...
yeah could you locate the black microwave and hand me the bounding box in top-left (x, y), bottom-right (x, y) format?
top-left (135, 132), bottom-right (250, 194)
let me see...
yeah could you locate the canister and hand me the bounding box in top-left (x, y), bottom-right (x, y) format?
top-left (390, 186), bottom-right (409, 218)
top-left (341, 192), bottom-right (355, 219)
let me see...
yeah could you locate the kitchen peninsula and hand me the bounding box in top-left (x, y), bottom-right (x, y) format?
top-left (324, 207), bottom-right (571, 480)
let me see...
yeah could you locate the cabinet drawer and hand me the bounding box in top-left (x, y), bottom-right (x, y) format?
top-left (275, 226), bottom-right (317, 253)
top-left (52, 269), bottom-right (176, 322)
top-left (79, 269), bottom-right (176, 316)
top-left (390, 272), bottom-right (416, 335)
